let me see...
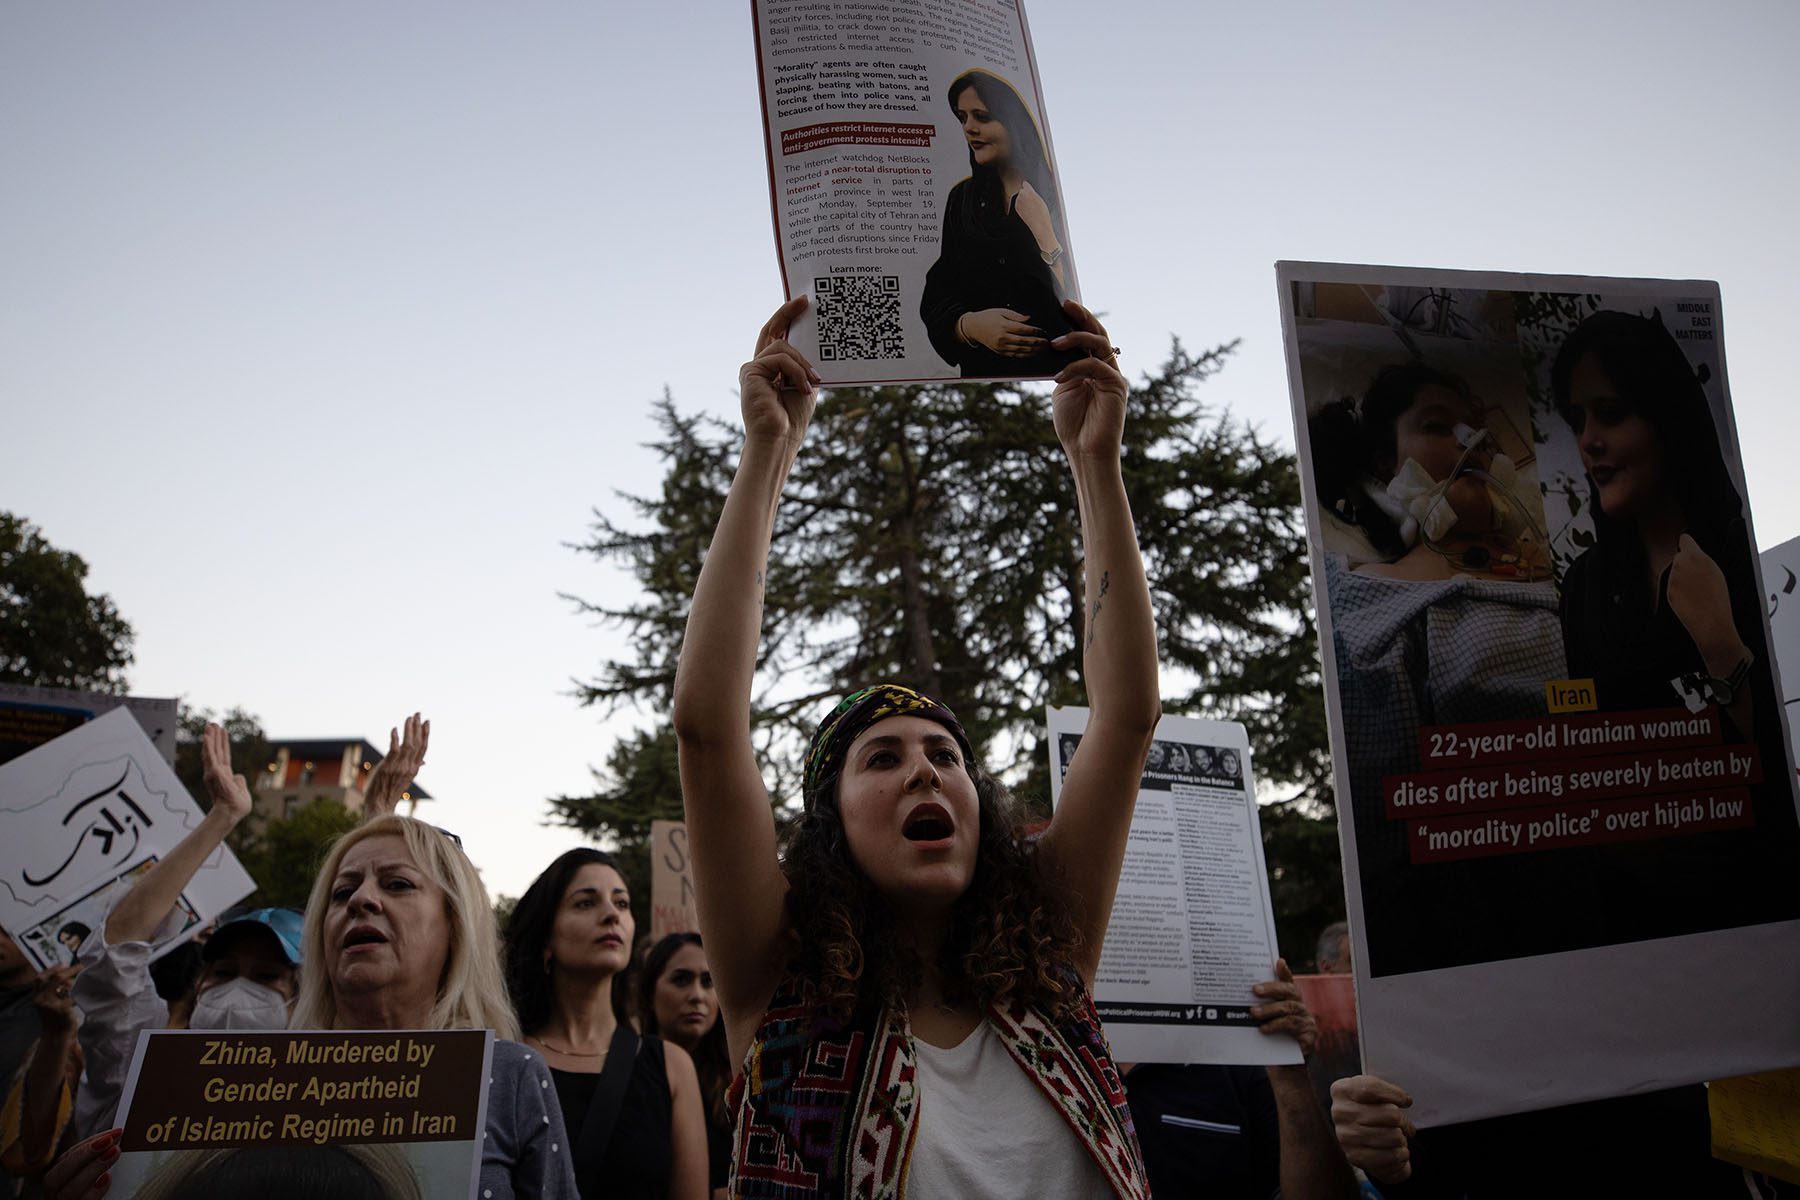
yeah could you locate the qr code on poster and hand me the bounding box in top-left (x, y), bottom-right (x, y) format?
top-left (813, 275), bottom-right (904, 361)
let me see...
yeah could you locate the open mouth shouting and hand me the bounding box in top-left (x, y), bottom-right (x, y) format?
top-left (903, 801), bottom-right (956, 848)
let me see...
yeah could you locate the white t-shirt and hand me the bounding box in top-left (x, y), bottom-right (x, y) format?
top-left (907, 1018), bottom-right (1112, 1198)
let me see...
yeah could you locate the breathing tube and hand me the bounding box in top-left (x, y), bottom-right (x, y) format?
top-left (1361, 424), bottom-right (1551, 579)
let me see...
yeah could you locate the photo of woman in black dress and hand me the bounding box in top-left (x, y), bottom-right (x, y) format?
top-left (919, 68), bottom-right (1079, 379)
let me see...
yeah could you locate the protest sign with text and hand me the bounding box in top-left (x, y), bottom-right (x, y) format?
top-left (108, 1028), bottom-right (493, 1198)
top-left (650, 818), bottom-right (699, 942)
top-left (1279, 262), bottom-right (1800, 1124)
top-left (1049, 706), bottom-right (1297, 1066)
top-left (753, 0), bottom-right (1082, 384)
top-left (0, 709), bottom-right (254, 970)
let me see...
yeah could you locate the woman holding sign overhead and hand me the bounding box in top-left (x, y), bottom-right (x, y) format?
top-left (673, 296), bottom-right (1157, 1198)
top-left (919, 68), bottom-right (1080, 379)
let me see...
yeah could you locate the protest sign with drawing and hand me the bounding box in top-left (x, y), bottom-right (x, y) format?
top-left (0, 683), bottom-right (178, 768)
top-left (753, 0), bottom-right (1081, 384)
top-left (0, 708), bottom-right (254, 970)
top-left (1279, 261), bottom-right (1800, 1124)
top-left (1049, 706), bottom-right (1297, 1066)
top-left (106, 1028), bottom-right (493, 1198)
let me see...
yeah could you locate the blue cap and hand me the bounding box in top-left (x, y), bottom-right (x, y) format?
top-left (205, 907), bottom-right (305, 965)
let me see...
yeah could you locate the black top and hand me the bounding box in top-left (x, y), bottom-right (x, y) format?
top-left (549, 1035), bottom-right (671, 1200)
top-left (706, 1104), bottom-right (732, 1191)
top-left (1558, 523), bottom-right (1768, 718)
top-left (1125, 1064), bottom-right (1279, 1199)
top-left (919, 177), bottom-right (1079, 379)
top-left (1557, 527), bottom-right (1800, 943)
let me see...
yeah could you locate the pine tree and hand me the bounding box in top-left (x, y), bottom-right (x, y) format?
top-left (558, 344), bottom-right (1341, 958)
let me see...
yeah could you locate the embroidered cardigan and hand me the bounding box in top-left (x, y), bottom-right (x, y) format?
top-left (726, 970), bottom-right (1149, 1199)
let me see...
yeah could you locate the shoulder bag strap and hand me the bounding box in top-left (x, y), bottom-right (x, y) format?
top-left (573, 1021), bottom-right (641, 1186)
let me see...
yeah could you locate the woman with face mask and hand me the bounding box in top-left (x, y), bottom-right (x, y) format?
top-left (68, 723), bottom-right (304, 1140)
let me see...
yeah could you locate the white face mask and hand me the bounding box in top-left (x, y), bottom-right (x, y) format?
top-left (191, 977), bottom-right (292, 1031)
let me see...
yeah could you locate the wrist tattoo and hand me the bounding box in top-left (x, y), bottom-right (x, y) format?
top-left (1085, 570), bottom-right (1110, 649)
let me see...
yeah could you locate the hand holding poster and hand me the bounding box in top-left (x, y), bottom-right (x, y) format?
top-left (753, 0), bottom-right (1081, 383)
top-left (1048, 706), bottom-right (1298, 1066)
top-left (1279, 262), bottom-right (1800, 1125)
top-left (105, 1029), bottom-right (493, 1198)
top-left (0, 709), bottom-right (254, 970)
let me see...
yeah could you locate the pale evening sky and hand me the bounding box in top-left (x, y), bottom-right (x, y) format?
top-left (4, 1), bottom-right (1797, 899)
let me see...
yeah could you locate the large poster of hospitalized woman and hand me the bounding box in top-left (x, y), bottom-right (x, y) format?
top-left (1279, 262), bottom-right (1800, 1127)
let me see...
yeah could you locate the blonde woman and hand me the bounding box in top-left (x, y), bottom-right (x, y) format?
top-left (48, 816), bottom-right (577, 1200)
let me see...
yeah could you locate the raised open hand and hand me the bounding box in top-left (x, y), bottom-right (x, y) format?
top-left (1049, 300), bottom-right (1126, 459)
top-left (200, 721), bottom-right (254, 827)
top-left (740, 296), bottom-right (821, 450)
top-left (364, 712), bottom-right (430, 818)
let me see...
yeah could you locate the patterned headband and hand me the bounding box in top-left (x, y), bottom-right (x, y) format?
top-left (802, 683), bottom-right (975, 810)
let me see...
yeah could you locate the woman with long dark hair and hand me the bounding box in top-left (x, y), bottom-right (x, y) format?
top-left (504, 849), bottom-right (707, 1200)
top-left (674, 297), bottom-right (1159, 1197)
top-left (919, 68), bottom-right (1079, 378)
top-left (1553, 309), bottom-right (1766, 731)
top-left (638, 934), bottom-right (731, 1199)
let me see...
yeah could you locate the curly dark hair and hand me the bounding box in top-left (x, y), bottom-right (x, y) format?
top-left (782, 753), bottom-right (1081, 1023)
top-left (503, 848), bottom-right (633, 1036)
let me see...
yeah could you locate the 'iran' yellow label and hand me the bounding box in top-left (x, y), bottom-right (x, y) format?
top-left (1545, 679), bottom-right (1598, 714)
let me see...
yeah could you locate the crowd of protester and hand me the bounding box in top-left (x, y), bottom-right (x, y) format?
top-left (2, 306), bottom-right (1787, 1199)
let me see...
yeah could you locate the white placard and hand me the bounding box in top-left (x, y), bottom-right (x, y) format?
top-left (752, 0), bottom-right (1083, 384)
top-left (1048, 705), bottom-right (1298, 1066)
top-left (0, 708), bottom-right (254, 970)
top-left (1278, 261), bottom-right (1800, 1125)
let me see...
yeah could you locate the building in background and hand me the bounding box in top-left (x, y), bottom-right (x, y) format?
top-left (255, 738), bottom-right (431, 820)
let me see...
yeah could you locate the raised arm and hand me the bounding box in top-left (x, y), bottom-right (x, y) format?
top-left (362, 713), bottom-right (429, 819)
top-left (1033, 300), bottom-right (1161, 987)
top-left (1254, 960), bottom-right (1360, 1200)
top-left (105, 723), bottom-right (252, 945)
top-left (671, 297), bottom-right (820, 1059)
